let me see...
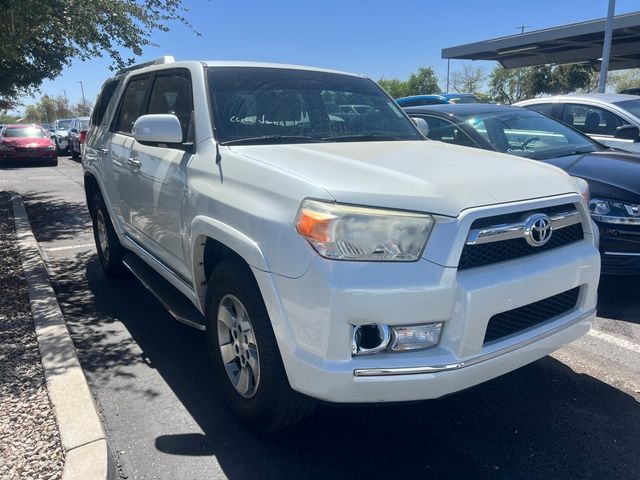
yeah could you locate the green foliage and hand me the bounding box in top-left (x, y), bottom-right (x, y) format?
top-left (0, 0), bottom-right (197, 109)
top-left (488, 64), bottom-right (598, 103)
top-left (23, 95), bottom-right (92, 123)
top-left (406, 67), bottom-right (441, 95)
top-left (377, 78), bottom-right (409, 98)
top-left (608, 69), bottom-right (640, 93)
top-left (378, 67), bottom-right (441, 99)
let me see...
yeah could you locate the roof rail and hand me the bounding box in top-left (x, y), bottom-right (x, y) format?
top-left (116, 55), bottom-right (176, 76)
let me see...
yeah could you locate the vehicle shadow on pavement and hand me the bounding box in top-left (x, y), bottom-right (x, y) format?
top-left (597, 275), bottom-right (640, 325)
top-left (42, 250), bottom-right (640, 480)
top-left (22, 193), bottom-right (93, 243)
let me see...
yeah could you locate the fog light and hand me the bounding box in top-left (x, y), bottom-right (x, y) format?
top-left (390, 323), bottom-right (443, 352)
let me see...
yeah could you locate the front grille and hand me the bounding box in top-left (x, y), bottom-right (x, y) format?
top-left (483, 287), bottom-right (580, 344)
top-left (459, 204), bottom-right (583, 270)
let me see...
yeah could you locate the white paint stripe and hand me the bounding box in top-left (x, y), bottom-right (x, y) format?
top-left (587, 329), bottom-right (640, 354)
top-left (45, 243), bottom-right (94, 252)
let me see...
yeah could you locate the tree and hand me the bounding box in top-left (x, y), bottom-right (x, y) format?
top-left (450, 65), bottom-right (485, 93)
top-left (608, 69), bottom-right (640, 93)
top-left (406, 67), bottom-right (441, 95)
top-left (22, 95), bottom-right (92, 123)
top-left (488, 64), bottom-right (598, 103)
top-left (378, 78), bottom-right (409, 98)
top-left (0, 1), bottom-right (197, 109)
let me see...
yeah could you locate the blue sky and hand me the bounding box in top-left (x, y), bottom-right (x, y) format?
top-left (18, 0), bottom-right (640, 112)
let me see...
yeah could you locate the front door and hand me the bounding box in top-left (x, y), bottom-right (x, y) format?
top-left (127, 69), bottom-right (195, 279)
top-left (562, 103), bottom-right (640, 153)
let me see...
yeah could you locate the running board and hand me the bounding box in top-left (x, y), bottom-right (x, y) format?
top-left (122, 252), bottom-right (206, 330)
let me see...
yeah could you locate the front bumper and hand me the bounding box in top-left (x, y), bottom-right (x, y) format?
top-left (255, 237), bottom-right (600, 403)
top-left (0, 150), bottom-right (57, 160)
top-left (596, 220), bottom-right (640, 275)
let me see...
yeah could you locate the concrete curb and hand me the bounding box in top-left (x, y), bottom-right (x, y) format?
top-left (11, 194), bottom-right (116, 480)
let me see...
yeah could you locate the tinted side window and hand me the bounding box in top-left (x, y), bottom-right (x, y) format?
top-left (113, 76), bottom-right (149, 133)
top-left (422, 116), bottom-right (477, 148)
top-left (146, 71), bottom-right (193, 142)
top-left (91, 80), bottom-right (119, 127)
top-left (527, 103), bottom-right (554, 116)
top-left (563, 103), bottom-right (629, 136)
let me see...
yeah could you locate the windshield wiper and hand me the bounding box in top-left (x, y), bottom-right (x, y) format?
top-left (321, 134), bottom-right (405, 142)
top-left (220, 135), bottom-right (322, 146)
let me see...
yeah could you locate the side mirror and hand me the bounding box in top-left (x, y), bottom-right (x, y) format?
top-left (411, 117), bottom-right (430, 138)
top-left (133, 114), bottom-right (183, 144)
top-left (614, 125), bottom-right (640, 141)
top-left (70, 128), bottom-right (78, 133)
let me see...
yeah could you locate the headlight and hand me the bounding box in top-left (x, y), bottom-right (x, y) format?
top-left (589, 198), bottom-right (640, 224)
top-left (46, 145), bottom-right (55, 150)
top-left (571, 176), bottom-right (590, 207)
top-left (295, 199), bottom-right (434, 261)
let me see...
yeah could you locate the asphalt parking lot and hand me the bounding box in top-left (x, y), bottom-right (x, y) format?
top-left (1, 156), bottom-right (639, 480)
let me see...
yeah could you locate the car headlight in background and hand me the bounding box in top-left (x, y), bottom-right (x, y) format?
top-left (296, 199), bottom-right (434, 261)
top-left (571, 176), bottom-right (590, 207)
top-left (589, 198), bottom-right (640, 225)
top-left (45, 145), bottom-right (55, 151)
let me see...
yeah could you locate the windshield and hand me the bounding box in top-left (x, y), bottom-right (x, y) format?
top-left (207, 67), bottom-right (422, 145)
top-left (56, 119), bottom-right (73, 130)
top-left (2, 127), bottom-right (49, 138)
top-left (459, 110), bottom-right (601, 160)
top-left (614, 99), bottom-right (640, 119)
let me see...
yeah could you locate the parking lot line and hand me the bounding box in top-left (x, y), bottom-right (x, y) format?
top-left (588, 328), bottom-right (640, 354)
top-left (45, 243), bottom-right (94, 252)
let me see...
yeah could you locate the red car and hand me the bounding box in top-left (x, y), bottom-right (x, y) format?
top-left (0, 125), bottom-right (58, 166)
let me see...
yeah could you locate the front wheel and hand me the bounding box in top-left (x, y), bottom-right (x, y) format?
top-left (206, 261), bottom-right (315, 432)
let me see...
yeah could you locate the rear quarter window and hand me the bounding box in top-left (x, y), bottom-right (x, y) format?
top-left (91, 80), bottom-right (119, 127)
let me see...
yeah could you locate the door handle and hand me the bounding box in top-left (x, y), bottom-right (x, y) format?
top-left (127, 156), bottom-right (142, 169)
top-left (98, 147), bottom-right (108, 155)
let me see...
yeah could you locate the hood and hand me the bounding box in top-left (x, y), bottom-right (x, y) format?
top-left (1, 137), bottom-right (54, 148)
top-left (544, 150), bottom-right (640, 202)
top-left (231, 141), bottom-right (577, 217)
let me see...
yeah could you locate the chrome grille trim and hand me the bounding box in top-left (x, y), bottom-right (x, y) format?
top-left (466, 210), bottom-right (582, 246)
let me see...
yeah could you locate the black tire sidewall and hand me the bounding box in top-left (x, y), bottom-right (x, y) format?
top-left (90, 193), bottom-right (126, 276)
top-left (205, 262), bottom-right (308, 431)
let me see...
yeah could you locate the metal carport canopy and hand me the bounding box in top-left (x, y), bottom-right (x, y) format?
top-left (441, 12), bottom-right (640, 71)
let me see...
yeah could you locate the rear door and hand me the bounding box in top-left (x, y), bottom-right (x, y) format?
top-left (126, 69), bottom-right (195, 279)
top-left (109, 74), bottom-right (152, 239)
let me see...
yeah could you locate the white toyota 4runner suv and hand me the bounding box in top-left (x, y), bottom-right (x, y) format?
top-left (83, 56), bottom-right (600, 432)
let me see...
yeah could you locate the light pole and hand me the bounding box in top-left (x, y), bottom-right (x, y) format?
top-left (598, 0), bottom-right (616, 93)
top-left (62, 89), bottom-right (69, 114)
top-left (77, 81), bottom-right (87, 111)
top-left (515, 26), bottom-right (530, 100)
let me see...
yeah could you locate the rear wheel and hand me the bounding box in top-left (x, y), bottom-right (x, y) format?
top-left (90, 192), bottom-right (127, 276)
top-left (71, 144), bottom-right (80, 159)
top-left (206, 261), bottom-right (315, 432)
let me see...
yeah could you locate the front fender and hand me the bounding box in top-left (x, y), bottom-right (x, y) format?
top-left (190, 215), bottom-right (271, 310)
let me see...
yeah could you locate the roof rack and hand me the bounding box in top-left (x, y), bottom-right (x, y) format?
top-left (115, 55), bottom-right (175, 76)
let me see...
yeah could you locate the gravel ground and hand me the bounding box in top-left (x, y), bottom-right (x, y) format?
top-left (0, 192), bottom-right (64, 480)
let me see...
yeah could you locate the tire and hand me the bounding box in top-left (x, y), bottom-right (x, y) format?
top-left (90, 192), bottom-right (128, 277)
top-left (206, 261), bottom-right (315, 432)
top-left (46, 158), bottom-right (58, 167)
top-left (71, 144), bottom-right (80, 159)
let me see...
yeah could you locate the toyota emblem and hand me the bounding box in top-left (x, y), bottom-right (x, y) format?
top-left (524, 213), bottom-right (553, 247)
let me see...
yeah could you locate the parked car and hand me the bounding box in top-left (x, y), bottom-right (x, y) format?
top-left (404, 103), bottom-right (639, 275)
top-left (620, 87), bottom-right (640, 96)
top-left (440, 93), bottom-right (484, 104)
top-left (395, 94), bottom-right (449, 107)
top-left (0, 124), bottom-right (58, 166)
top-left (516, 94), bottom-right (640, 154)
top-left (69, 116), bottom-right (90, 159)
top-left (52, 118), bottom-right (74, 154)
top-left (84, 57), bottom-right (599, 432)
top-left (396, 93), bottom-right (485, 108)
